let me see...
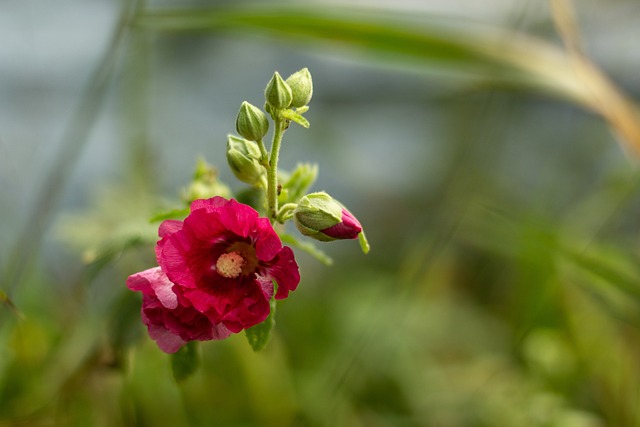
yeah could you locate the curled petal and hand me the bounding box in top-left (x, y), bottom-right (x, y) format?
top-left (262, 246), bottom-right (300, 300)
top-left (127, 267), bottom-right (178, 309)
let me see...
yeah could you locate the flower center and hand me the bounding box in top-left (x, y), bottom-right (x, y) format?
top-left (215, 251), bottom-right (245, 278)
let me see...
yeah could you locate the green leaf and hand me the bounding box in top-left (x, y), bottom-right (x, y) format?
top-left (171, 341), bottom-right (200, 383)
top-left (280, 233), bottom-right (333, 266)
top-left (149, 207), bottom-right (190, 223)
top-left (245, 293), bottom-right (276, 352)
top-left (281, 109), bottom-right (309, 128)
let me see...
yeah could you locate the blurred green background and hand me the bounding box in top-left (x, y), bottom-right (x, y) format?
top-left (3, 0), bottom-right (640, 426)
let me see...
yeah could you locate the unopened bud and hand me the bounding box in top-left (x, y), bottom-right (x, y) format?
top-left (236, 101), bottom-right (269, 141)
top-left (264, 71), bottom-right (292, 110)
top-left (286, 68), bottom-right (313, 108)
top-left (226, 135), bottom-right (265, 186)
top-left (182, 158), bottom-right (232, 202)
top-left (294, 192), bottom-right (362, 242)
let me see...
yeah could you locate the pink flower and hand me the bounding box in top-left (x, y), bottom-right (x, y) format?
top-left (127, 197), bottom-right (300, 352)
top-left (155, 197), bottom-right (300, 333)
top-left (126, 267), bottom-right (231, 353)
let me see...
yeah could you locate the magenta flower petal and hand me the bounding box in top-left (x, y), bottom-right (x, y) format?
top-left (217, 198), bottom-right (260, 238)
top-left (183, 276), bottom-right (271, 332)
top-left (127, 267), bottom-right (178, 309)
top-left (159, 219), bottom-right (183, 238)
top-left (321, 209), bottom-right (362, 240)
top-left (144, 312), bottom-right (186, 354)
top-left (252, 217), bottom-right (283, 261)
top-left (156, 197), bottom-right (299, 330)
top-left (190, 196), bottom-right (227, 212)
top-left (129, 197), bottom-right (300, 351)
top-left (261, 246), bottom-right (300, 300)
top-left (127, 266), bottom-right (232, 353)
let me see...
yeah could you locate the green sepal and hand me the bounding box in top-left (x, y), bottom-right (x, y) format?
top-left (281, 109), bottom-right (310, 128)
top-left (358, 230), bottom-right (371, 254)
top-left (245, 284), bottom-right (277, 352)
top-left (293, 192), bottom-right (343, 238)
top-left (171, 341), bottom-right (200, 383)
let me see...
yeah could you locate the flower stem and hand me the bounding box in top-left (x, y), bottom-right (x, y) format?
top-left (267, 118), bottom-right (286, 222)
top-left (276, 203), bottom-right (297, 223)
top-left (256, 138), bottom-right (269, 165)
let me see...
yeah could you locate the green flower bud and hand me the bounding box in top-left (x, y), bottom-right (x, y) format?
top-left (264, 71), bottom-right (292, 110)
top-left (236, 101), bottom-right (269, 141)
top-left (182, 158), bottom-right (232, 203)
top-left (294, 192), bottom-right (363, 242)
top-left (285, 68), bottom-right (313, 108)
top-left (226, 135), bottom-right (265, 186)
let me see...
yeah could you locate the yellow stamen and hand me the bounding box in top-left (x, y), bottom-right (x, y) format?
top-left (215, 251), bottom-right (244, 278)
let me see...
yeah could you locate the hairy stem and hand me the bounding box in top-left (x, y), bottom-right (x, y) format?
top-left (267, 119), bottom-right (286, 222)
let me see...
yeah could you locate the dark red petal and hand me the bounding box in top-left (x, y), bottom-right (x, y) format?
top-left (262, 246), bottom-right (300, 300)
top-left (183, 276), bottom-right (271, 332)
top-left (252, 217), bottom-right (282, 261)
top-left (182, 209), bottom-right (227, 244)
top-left (157, 209), bottom-right (228, 289)
top-left (255, 277), bottom-right (275, 301)
top-left (211, 323), bottom-right (233, 340)
top-left (157, 232), bottom-right (198, 288)
top-left (217, 198), bottom-right (260, 238)
top-left (143, 312), bottom-right (186, 354)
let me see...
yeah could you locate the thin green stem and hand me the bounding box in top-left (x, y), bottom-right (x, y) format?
top-left (257, 138), bottom-right (269, 165)
top-left (276, 203), bottom-right (297, 223)
top-left (267, 119), bottom-right (286, 222)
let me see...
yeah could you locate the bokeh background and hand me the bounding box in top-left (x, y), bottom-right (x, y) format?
top-left (2, 0), bottom-right (640, 426)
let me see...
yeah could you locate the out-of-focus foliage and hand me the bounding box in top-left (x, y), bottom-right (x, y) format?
top-left (2, 0), bottom-right (640, 426)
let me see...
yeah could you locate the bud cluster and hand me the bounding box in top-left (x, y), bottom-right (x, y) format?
top-left (225, 68), bottom-right (368, 254)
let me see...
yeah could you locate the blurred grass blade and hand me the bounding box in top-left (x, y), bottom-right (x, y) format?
top-left (1, 0), bottom-right (139, 296)
top-left (280, 233), bottom-right (333, 266)
top-left (550, 0), bottom-right (584, 55)
top-left (0, 290), bottom-right (24, 319)
top-left (561, 245), bottom-right (640, 301)
top-left (136, 6), bottom-right (640, 156)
